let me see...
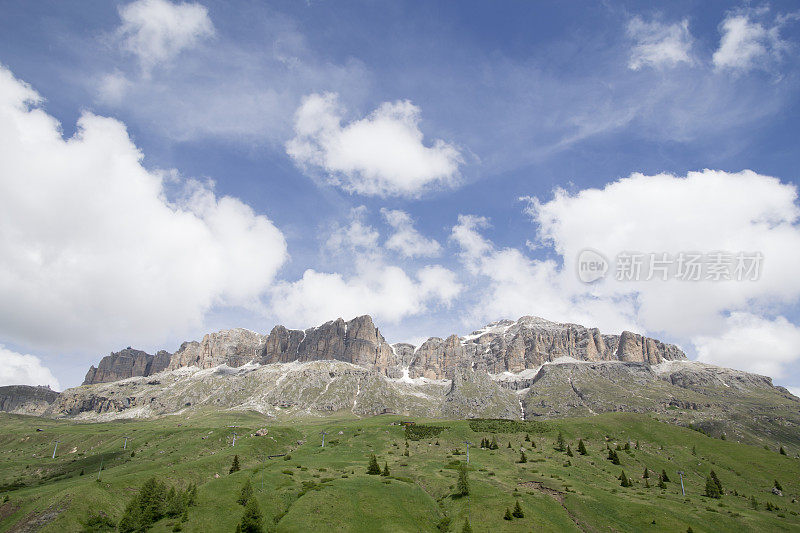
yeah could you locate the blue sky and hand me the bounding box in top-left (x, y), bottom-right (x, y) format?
top-left (1, 0), bottom-right (800, 392)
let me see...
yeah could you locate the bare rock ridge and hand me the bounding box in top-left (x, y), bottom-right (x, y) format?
top-left (82, 315), bottom-right (686, 385)
top-left (0, 385), bottom-right (59, 416)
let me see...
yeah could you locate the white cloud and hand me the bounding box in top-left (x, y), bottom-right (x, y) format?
top-left (627, 17), bottom-right (694, 70)
top-left (0, 65), bottom-right (287, 352)
top-left (327, 206), bottom-right (380, 253)
top-left (450, 215), bottom-right (638, 334)
top-left (712, 11), bottom-right (792, 71)
top-left (272, 207), bottom-right (459, 328)
top-left (270, 264), bottom-right (461, 329)
top-left (381, 209), bottom-right (441, 258)
top-left (452, 169), bottom-right (800, 378)
top-left (695, 314), bottom-right (800, 378)
top-left (118, 0), bottom-right (214, 74)
top-left (787, 386), bottom-right (800, 398)
top-left (0, 346), bottom-right (60, 390)
top-left (286, 93), bottom-right (462, 197)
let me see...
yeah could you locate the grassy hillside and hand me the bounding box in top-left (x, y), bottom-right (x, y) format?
top-left (0, 411), bottom-right (798, 532)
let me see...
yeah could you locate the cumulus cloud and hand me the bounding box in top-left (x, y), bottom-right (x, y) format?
top-left (118, 0), bottom-right (214, 74)
top-left (0, 346), bottom-right (60, 390)
top-left (270, 265), bottom-right (461, 329)
top-left (712, 10), bottom-right (795, 71)
top-left (450, 215), bottom-right (638, 334)
top-left (286, 93), bottom-right (462, 197)
top-left (453, 169), bottom-right (800, 378)
top-left (272, 207), bottom-right (459, 327)
top-left (381, 209), bottom-right (441, 258)
top-left (0, 65), bottom-right (287, 352)
top-left (627, 17), bottom-right (694, 70)
top-left (695, 314), bottom-right (800, 378)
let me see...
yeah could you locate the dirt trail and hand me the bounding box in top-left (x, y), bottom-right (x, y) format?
top-left (518, 481), bottom-right (588, 532)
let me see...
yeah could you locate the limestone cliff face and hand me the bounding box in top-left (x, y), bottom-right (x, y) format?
top-left (0, 385), bottom-right (59, 415)
top-left (83, 348), bottom-right (160, 385)
top-left (261, 315), bottom-right (397, 375)
top-left (81, 315), bottom-right (686, 385)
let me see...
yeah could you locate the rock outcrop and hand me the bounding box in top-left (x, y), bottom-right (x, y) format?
top-left (81, 315), bottom-right (685, 384)
top-left (0, 385), bottom-right (60, 415)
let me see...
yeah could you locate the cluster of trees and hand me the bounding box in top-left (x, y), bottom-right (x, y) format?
top-left (118, 478), bottom-right (197, 533)
top-left (503, 500), bottom-right (524, 520)
top-left (235, 479), bottom-right (264, 533)
top-left (366, 454), bottom-right (390, 476)
top-left (480, 436), bottom-right (499, 449)
top-left (704, 470), bottom-right (723, 498)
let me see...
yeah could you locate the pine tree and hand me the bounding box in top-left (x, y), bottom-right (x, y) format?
top-left (530, 440), bottom-right (536, 448)
top-left (750, 495), bottom-right (758, 510)
top-left (518, 450), bottom-right (527, 463)
top-left (461, 519), bottom-right (473, 533)
top-left (642, 467), bottom-right (649, 479)
top-left (367, 454), bottom-right (381, 475)
top-left (692, 445), bottom-right (697, 456)
top-left (566, 445), bottom-right (573, 457)
top-left (774, 479), bottom-right (783, 491)
top-left (187, 484), bottom-right (197, 506)
top-left (238, 479), bottom-right (253, 506)
top-left (779, 446), bottom-right (787, 455)
top-left (635, 440), bottom-right (640, 450)
top-left (456, 464), bottom-right (470, 496)
top-left (555, 431), bottom-right (565, 452)
top-left (615, 443), bottom-right (622, 451)
top-left (238, 498), bottom-right (264, 533)
top-left (607, 448), bottom-right (620, 465)
top-left (661, 469), bottom-right (670, 483)
top-left (503, 508), bottom-right (513, 520)
top-left (619, 470), bottom-right (631, 487)
top-left (524, 433), bottom-right (530, 442)
top-left (704, 475), bottom-right (721, 498)
top-left (623, 442), bottom-right (630, 451)
top-left (508, 441), bottom-right (512, 449)
top-left (512, 500), bottom-right (524, 518)
top-left (382, 462), bottom-right (390, 477)
top-left (491, 436), bottom-right (499, 450)
top-left (709, 470), bottom-right (722, 494)
top-left (577, 439), bottom-right (587, 455)
top-left (229, 455), bottom-right (240, 474)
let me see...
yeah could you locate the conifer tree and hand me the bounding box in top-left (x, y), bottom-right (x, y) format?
top-left (661, 469), bottom-right (670, 483)
top-left (658, 476), bottom-right (666, 490)
top-left (491, 436), bottom-right (499, 450)
top-left (555, 432), bottom-right (565, 452)
top-left (779, 446), bottom-right (786, 455)
top-left (462, 519), bottom-right (473, 533)
top-left (382, 462), bottom-right (390, 477)
top-left (607, 448), bottom-right (620, 465)
top-left (229, 455), bottom-right (240, 474)
top-left (503, 508), bottom-right (513, 520)
top-left (367, 454), bottom-right (381, 475)
top-left (524, 433), bottom-right (530, 441)
top-left (508, 441), bottom-right (512, 449)
top-left (566, 445), bottom-right (573, 457)
top-left (619, 470), bottom-right (631, 487)
top-left (623, 442), bottom-right (630, 451)
top-left (512, 500), bottom-right (524, 518)
top-left (238, 498), bottom-right (264, 533)
top-left (577, 439), bottom-right (587, 455)
top-left (774, 479), bottom-right (783, 491)
top-left (456, 464), bottom-right (470, 496)
top-left (238, 479), bottom-right (253, 506)
top-left (709, 470), bottom-right (723, 494)
top-left (530, 440), bottom-right (536, 448)
top-left (642, 467), bottom-right (649, 479)
top-left (518, 450), bottom-right (527, 463)
top-left (704, 475), bottom-right (721, 498)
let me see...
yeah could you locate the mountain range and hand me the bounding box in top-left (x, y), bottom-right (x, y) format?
top-left (2, 315), bottom-right (798, 448)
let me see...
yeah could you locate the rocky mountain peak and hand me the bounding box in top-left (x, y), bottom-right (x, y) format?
top-left (81, 314), bottom-right (685, 385)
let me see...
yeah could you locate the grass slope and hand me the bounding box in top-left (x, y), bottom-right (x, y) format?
top-left (0, 411), bottom-right (798, 532)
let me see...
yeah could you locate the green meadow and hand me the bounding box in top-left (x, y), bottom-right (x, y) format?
top-left (0, 411), bottom-right (798, 532)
